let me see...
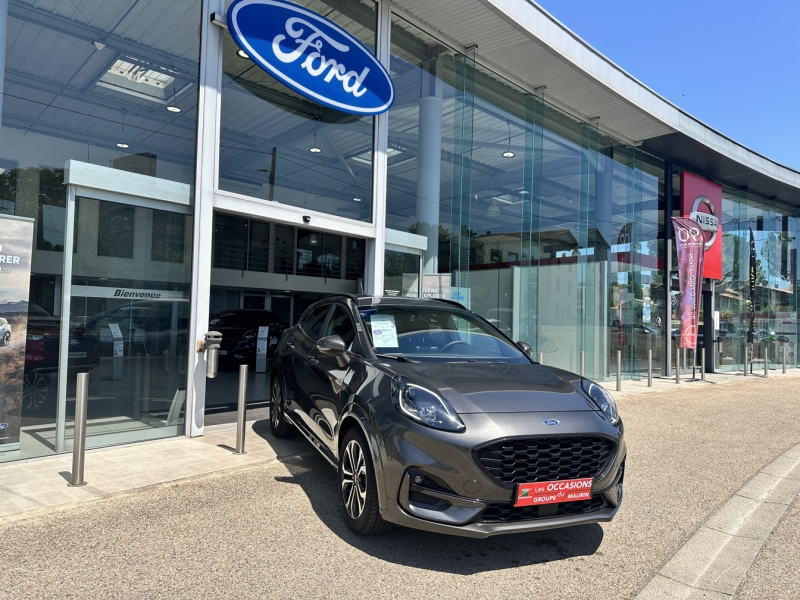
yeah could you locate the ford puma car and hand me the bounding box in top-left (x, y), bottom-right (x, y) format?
top-left (271, 295), bottom-right (625, 538)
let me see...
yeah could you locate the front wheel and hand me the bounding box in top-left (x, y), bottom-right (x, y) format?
top-left (269, 375), bottom-right (295, 438)
top-left (1, 331), bottom-right (9, 346)
top-left (338, 427), bottom-right (392, 536)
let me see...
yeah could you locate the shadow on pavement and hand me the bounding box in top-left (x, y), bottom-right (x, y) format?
top-left (272, 449), bottom-right (604, 575)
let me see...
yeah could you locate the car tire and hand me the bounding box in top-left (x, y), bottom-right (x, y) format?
top-left (22, 371), bottom-right (49, 410)
top-left (338, 427), bottom-right (392, 536)
top-left (269, 375), bottom-right (295, 438)
top-left (1, 331), bottom-right (9, 346)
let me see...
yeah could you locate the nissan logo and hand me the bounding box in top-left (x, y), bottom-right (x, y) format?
top-left (690, 195), bottom-right (718, 251)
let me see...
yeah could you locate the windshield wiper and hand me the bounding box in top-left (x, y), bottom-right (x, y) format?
top-left (375, 353), bottom-right (419, 363)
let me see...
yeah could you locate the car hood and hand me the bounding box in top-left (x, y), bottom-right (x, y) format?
top-left (387, 361), bottom-right (596, 414)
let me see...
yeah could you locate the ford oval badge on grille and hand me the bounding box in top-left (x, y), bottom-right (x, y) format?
top-left (542, 419), bottom-right (560, 426)
top-left (227, 0), bottom-right (395, 115)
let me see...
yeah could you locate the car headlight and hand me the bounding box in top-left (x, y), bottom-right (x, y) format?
top-left (26, 334), bottom-right (44, 341)
top-left (581, 379), bottom-right (620, 425)
top-left (392, 379), bottom-right (465, 432)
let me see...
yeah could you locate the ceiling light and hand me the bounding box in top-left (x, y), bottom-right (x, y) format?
top-left (166, 105), bottom-right (182, 113)
top-left (236, 49), bottom-right (250, 59)
top-left (502, 120), bottom-right (515, 158)
top-left (116, 142), bottom-right (129, 149)
top-left (353, 197), bottom-right (362, 202)
top-left (309, 146), bottom-right (322, 153)
top-left (309, 115), bottom-right (321, 153)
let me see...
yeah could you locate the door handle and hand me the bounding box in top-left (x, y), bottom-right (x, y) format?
top-left (308, 355), bottom-right (319, 365)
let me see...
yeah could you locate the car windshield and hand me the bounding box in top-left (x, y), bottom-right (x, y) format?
top-left (359, 305), bottom-right (530, 363)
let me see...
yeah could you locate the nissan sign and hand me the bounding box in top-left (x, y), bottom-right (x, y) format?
top-left (681, 172), bottom-right (722, 280)
top-left (227, 0), bottom-right (395, 115)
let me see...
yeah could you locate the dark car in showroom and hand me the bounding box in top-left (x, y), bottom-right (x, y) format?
top-left (270, 295), bottom-right (625, 537)
top-left (23, 301), bottom-right (101, 410)
top-left (208, 309), bottom-right (288, 368)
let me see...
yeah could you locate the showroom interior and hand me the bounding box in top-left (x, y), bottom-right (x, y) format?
top-left (1, 0), bottom-right (799, 463)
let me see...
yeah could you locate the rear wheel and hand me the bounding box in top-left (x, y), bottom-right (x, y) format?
top-left (269, 375), bottom-right (295, 438)
top-left (339, 427), bottom-right (392, 536)
top-left (22, 371), bottom-right (49, 410)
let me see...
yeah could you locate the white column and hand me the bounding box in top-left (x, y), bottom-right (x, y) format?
top-left (185, 0), bottom-right (224, 437)
top-left (416, 95), bottom-right (442, 273)
top-left (364, 0), bottom-right (391, 296)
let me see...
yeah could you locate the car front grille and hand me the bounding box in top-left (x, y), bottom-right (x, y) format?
top-left (480, 495), bottom-right (606, 523)
top-left (44, 337), bottom-right (98, 353)
top-left (474, 436), bottom-right (615, 488)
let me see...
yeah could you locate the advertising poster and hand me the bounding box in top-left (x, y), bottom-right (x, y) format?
top-left (747, 228), bottom-right (756, 344)
top-left (672, 217), bottom-right (705, 350)
top-left (681, 171), bottom-right (722, 280)
top-left (0, 215), bottom-right (35, 451)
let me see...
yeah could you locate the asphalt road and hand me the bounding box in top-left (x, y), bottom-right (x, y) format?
top-left (2, 376), bottom-right (800, 599)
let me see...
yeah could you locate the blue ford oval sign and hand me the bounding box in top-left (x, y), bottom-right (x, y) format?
top-left (542, 419), bottom-right (560, 427)
top-left (227, 0), bottom-right (394, 115)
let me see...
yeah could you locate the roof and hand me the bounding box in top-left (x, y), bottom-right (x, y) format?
top-left (390, 0), bottom-right (800, 206)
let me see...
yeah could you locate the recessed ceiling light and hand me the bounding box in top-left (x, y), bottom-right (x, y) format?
top-left (309, 146), bottom-right (322, 153)
top-left (166, 105), bottom-right (182, 113)
top-left (236, 49), bottom-right (250, 59)
top-left (116, 142), bottom-right (129, 149)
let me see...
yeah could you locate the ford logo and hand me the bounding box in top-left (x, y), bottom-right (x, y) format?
top-left (0, 423), bottom-right (8, 429)
top-left (227, 0), bottom-right (395, 115)
top-left (542, 419), bottom-right (560, 427)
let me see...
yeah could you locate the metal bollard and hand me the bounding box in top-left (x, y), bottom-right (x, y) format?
top-left (701, 348), bottom-right (706, 381)
top-left (537, 352), bottom-right (543, 364)
top-left (647, 349), bottom-right (652, 387)
top-left (764, 344), bottom-right (768, 378)
top-left (580, 351), bottom-right (585, 378)
top-left (235, 364), bottom-right (248, 455)
top-left (743, 346), bottom-right (748, 377)
top-left (616, 350), bottom-right (622, 392)
top-left (675, 345), bottom-right (681, 384)
top-left (783, 348), bottom-right (787, 374)
top-left (69, 373), bottom-right (89, 487)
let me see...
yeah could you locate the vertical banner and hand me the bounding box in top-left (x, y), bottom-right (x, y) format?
top-left (0, 215), bottom-right (35, 451)
top-left (681, 171), bottom-right (722, 280)
top-left (747, 228), bottom-right (756, 344)
top-left (672, 217), bottom-right (705, 350)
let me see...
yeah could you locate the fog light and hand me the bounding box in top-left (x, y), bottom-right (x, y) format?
top-left (413, 475), bottom-right (424, 485)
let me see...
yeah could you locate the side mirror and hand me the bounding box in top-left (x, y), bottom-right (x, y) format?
top-left (317, 335), bottom-right (349, 367)
top-left (516, 341), bottom-right (533, 357)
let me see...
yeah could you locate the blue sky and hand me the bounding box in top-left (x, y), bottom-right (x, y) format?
top-left (534, 0), bottom-right (800, 171)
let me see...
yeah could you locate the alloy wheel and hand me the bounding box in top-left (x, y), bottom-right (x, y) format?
top-left (2, 331), bottom-right (9, 346)
top-left (22, 372), bottom-right (49, 410)
top-left (341, 439), bottom-right (367, 519)
top-left (270, 380), bottom-right (283, 429)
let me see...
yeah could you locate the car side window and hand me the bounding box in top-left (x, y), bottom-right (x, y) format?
top-left (322, 305), bottom-right (357, 351)
top-left (301, 305), bottom-right (330, 341)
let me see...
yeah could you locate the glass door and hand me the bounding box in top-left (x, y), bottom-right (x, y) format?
top-left (384, 247), bottom-right (422, 298)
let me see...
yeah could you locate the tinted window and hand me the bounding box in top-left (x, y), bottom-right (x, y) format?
top-left (302, 305), bottom-right (330, 341)
top-left (323, 306), bottom-right (356, 351)
top-left (209, 311), bottom-right (282, 328)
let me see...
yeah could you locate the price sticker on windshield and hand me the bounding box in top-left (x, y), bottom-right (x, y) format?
top-left (370, 314), bottom-right (398, 348)
top-left (515, 478), bottom-right (593, 507)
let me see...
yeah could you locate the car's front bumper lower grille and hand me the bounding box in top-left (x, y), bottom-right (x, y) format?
top-left (480, 494), bottom-right (606, 523)
top-left (474, 436), bottom-right (615, 488)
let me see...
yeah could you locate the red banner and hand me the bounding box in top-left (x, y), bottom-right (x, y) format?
top-left (681, 171), bottom-right (722, 280)
top-left (672, 217), bottom-right (705, 350)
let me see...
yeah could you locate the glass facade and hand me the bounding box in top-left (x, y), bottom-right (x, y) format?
top-left (0, 0), bottom-right (201, 462)
top-left (0, 0), bottom-right (798, 465)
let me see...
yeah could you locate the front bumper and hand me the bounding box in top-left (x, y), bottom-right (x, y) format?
top-left (375, 410), bottom-right (626, 538)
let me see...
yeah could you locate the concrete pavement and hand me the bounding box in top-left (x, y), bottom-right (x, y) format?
top-left (1, 372), bottom-right (799, 599)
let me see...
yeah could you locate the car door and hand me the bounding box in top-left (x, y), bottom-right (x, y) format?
top-left (284, 303), bottom-right (331, 438)
top-left (307, 303), bottom-right (358, 452)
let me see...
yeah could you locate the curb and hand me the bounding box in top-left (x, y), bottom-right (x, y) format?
top-left (635, 442), bottom-right (800, 599)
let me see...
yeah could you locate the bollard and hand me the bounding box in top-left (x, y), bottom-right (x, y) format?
top-left (701, 348), bottom-right (706, 381)
top-left (537, 352), bottom-right (543, 364)
top-left (616, 350), bottom-right (622, 392)
top-left (234, 364), bottom-right (248, 455)
top-left (783, 348), bottom-right (787, 374)
top-left (69, 373), bottom-right (89, 487)
top-left (743, 346), bottom-right (748, 377)
top-left (580, 351), bottom-right (585, 378)
top-left (764, 344), bottom-right (768, 378)
top-left (675, 345), bottom-right (681, 384)
top-left (647, 349), bottom-right (653, 387)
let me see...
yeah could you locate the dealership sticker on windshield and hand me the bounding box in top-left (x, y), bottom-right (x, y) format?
top-left (369, 314), bottom-right (398, 347)
top-left (514, 477), bottom-right (593, 507)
